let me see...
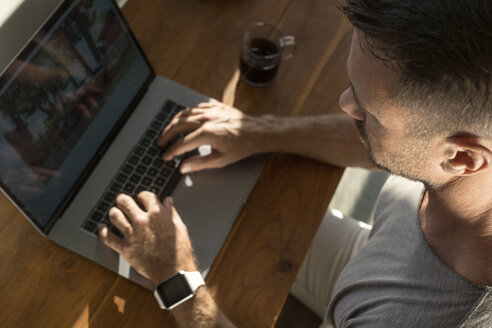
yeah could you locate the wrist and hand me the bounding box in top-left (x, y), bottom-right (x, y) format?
top-left (150, 260), bottom-right (198, 285)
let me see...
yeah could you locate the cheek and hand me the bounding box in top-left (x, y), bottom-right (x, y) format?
top-left (364, 115), bottom-right (395, 150)
top-left (363, 114), bottom-right (381, 139)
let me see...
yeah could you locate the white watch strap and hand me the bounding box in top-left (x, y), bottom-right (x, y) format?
top-left (182, 271), bottom-right (205, 292)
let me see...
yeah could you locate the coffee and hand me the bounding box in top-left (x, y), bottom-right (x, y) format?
top-left (240, 38), bottom-right (280, 86)
top-left (239, 22), bottom-right (295, 87)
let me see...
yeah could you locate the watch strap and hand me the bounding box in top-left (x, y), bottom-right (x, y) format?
top-left (182, 271), bottom-right (205, 292)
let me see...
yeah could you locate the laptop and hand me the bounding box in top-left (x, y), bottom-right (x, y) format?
top-left (0, 0), bottom-right (264, 289)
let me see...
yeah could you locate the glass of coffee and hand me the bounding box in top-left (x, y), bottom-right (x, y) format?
top-left (239, 22), bottom-right (295, 87)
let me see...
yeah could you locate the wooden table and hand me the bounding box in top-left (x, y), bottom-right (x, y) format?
top-left (0, 0), bottom-right (352, 327)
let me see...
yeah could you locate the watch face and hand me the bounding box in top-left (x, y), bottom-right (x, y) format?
top-left (156, 273), bottom-right (193, 308)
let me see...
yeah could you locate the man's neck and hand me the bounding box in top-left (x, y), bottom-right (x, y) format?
top-left (419, 172), bottom-right (492, 285)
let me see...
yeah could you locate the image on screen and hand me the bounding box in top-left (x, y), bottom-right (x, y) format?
top-left (0, 0), bottom-right (152, 229)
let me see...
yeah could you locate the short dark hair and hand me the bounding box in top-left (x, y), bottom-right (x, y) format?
top-left (342, 0), bottom-right (492, 137)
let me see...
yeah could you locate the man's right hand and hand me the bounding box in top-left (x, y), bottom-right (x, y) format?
top-left (157, 102), bottom-right (271, 173)
top-left (157, 101), bottom-right (373, 173)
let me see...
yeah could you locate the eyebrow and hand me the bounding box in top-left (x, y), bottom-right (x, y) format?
top-left (349, 81), bottom-right (368, 112)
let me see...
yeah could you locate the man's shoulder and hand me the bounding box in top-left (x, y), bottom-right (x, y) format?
top-left (370, 174), bottom-right (424, 234)
top-left (328, 174), bottom-right (487, 327)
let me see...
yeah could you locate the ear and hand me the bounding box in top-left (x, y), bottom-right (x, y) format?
top-left (441, 136), bottom-right (492, 176)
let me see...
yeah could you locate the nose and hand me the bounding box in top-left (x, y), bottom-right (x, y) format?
top-left (339, 87), bottom-right (366, 121)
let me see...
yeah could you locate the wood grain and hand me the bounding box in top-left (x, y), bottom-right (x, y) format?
top-left (206, 155), bottom-right (343, 327)
top-left (232, 0), bottom-right (352, 117)
top-left (162, 0), bottom-right (296, 99)
top-left (88, 278), bottom-right (175, 328)
top-left (122, 0), bottom-right (295, 91)
top-left (0, 195), bottom-right (117, 328)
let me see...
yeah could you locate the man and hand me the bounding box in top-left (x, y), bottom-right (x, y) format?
top-left (98, 0), bottom-right (492, 327)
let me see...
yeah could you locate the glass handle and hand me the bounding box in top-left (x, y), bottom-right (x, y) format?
top-left (281, 36), bottom-right (296, 60)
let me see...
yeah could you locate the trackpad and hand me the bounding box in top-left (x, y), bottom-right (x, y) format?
top-left (172, 156), bottom-right (264, 271)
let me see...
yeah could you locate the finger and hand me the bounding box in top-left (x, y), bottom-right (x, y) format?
top-left (156, 108), bottom-right (201, 147)
top-left (98, 224), bottom-right (124, 253)
top-left (178, 109), bottom-right (209, 120)
top-left (196, 102), bottom-right (215, 108)
top-left (163, 197), bottom-right (187, 228)
top-left (162, 128), bottom-right (210, 161)
top-left (162, 196), bottom-right (174, 210)
top-left (108, 207), bottom-right (134, 237)
top-left (179, 151), bottom-right (225, 173)
top-left (137, 191), bottom-right (162, 212)
top-left (114, 194), bottom-right (144, 225)
top-left (156, 121), bottom-right (199, 147)
top-left (182, 104), bottom-right (212, 115)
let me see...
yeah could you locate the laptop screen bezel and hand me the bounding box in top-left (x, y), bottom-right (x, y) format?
top-left (0, 0), bottom-right (156, 234)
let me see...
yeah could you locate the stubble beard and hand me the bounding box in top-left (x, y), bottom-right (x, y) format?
top-left (354, 120), bottom-right (443, 191)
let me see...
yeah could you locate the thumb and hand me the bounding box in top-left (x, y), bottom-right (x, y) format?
top-left (163, 196), bottom-right (174, 209)
top-left (179, 152), bottom-right (225, 173)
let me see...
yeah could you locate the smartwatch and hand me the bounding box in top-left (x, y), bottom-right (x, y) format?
top-left (154, 271), bottom-right (205, 310)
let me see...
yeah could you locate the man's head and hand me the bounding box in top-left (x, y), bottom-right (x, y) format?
top-left (339, 0), bottom-right (492, 189)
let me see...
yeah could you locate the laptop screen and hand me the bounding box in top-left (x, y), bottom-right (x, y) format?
top-left (0, 0), bottom-right (153, 231)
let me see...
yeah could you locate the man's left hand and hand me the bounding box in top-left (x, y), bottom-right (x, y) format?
top-left (98, 192), bottom-right (197, 285)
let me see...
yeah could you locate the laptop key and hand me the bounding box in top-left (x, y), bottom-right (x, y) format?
top-left (91, 211), bottom-right (103, 222)
top-left (153, 158), bottom-right (164, 167)
top-left (135, 147), bottom-right (145, 156)
top-left (142, 177), bottom-right (152, 187)
top-left (129, 155), bottom-right (139, 165)
top-left (98, 202), bottom-right (110, 213)
top-left (142, 156), bottom-right (152, 165)
top-left (154, 177), bottom-right (165, 186)
top-left (122, 164), bottom-right (133, 174)
top-left (110, 182), bottom-right (122, 193)
top-left (161, 168), bottom-right (171, 177)
top-left (145, 129), bottom-right (156, 139)
top-left (103, 192), bottom-right (116, 203)
top-left (124, 183), bottom-right (135, 194)
top-left (151, 121), bottom-right (161, 130)
top-left (141, 137), bottom-right (151, 147)
top-left (116, 173), bottom-right (128, 184)
top-left (148, 168), bottom-right (158, 177)
top-left (83, 220), bottom-right (98, 233)
top-left (156, 112), bottom-right (167, 122)
top-left (147, 146), bottom-right (159, 156)
top-left (130, 174), bottom-right (141, 184)
top-left (136, 164), bottom-right (146, 174)
top-left (161, 100), bottom-right (175, 113)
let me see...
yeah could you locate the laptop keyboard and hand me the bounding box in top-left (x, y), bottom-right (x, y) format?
top-left (81, 100), bottom-right (190, 238)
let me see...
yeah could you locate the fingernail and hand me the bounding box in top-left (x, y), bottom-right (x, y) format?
top-left (98, 224), bottom-right (107, 237)
top-left (164, 197), bottom-right (174, 208)
top-left (181, 165), bottom-right (191, 174)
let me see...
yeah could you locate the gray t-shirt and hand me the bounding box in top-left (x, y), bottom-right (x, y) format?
top-left (326, 175), bottom-right (492, 327)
